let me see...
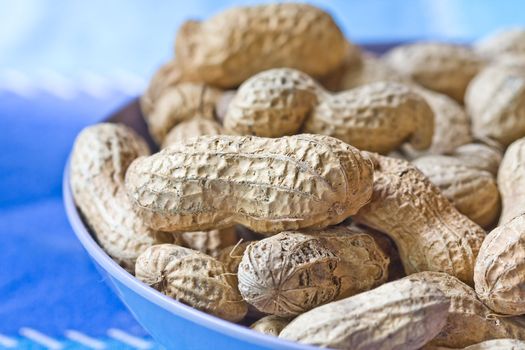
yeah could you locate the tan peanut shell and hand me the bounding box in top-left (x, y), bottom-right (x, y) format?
top-left (465, 62), bottom-right (525, 147)
top-left (353, 153), bottom-right (486, 284)
top-left (140, 60), bottom-right (184, 117)
top-left (161, 118), bottom-right (224, 149)
top-left (384, 42), bottom-right (484, 102)
top-left (318, 41), bottom-right (364, 91)
top-left (224, 69), bottom-right (320, 137)
top-left (474, 214), bottom-right (525, 315)
top-left (135, 244), bottom-right (247, 322)
top-left (174, 3), bottom-right (347, 88)
top-left (339, 53), bottom-right (411, 90)
top-left (475, 28), bottom-right (525, 58)
top-left (498, 137), bottom-right (525, 224)
top-left (216, 241), bottom-right (251, 274)
top-left (238, 227), bottom-right (389, 317)
top-left (305, 81), bottom-right (434, 154)
top-left (250, 315), bottom-right (291, 337)
top-left (146, 83), bottom-right (223, 144)
top-left (279, 277), bottom-right (449, 350)
top-left (463, 339), bottom-right (525, 350)
top-left (125, 134), bottom-right (374, 234)
top-left (70, 123), bottom-right (178, 272)
top-left (403, 88), bottom-right (472, 157)
top-left (180, 227), bottom-right (237, 258)
top-left (410, 271), bottom-right (525, 348)
top-left (452, 142), bottom-right (503, 176)
top-left (413, 151), bottom-right (500, 228)
top-left (224, 67), bottom-right (434, 154)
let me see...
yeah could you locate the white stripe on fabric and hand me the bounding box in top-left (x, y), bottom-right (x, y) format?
top-left (0, 334), bottom-right (17, 348)
top-left (19, 328), bottom-right (63, 350)
top-left (107, 328), bottom-right (152, 349)
top-left (65, 330), bottom-right (106, 349)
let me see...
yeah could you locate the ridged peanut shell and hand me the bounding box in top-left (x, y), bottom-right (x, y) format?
top-left (452, 143), bottom-right (503, 176)
top-left (125, 134), bottom-right (374, 234)
top-left (353, 153), bottom-right (486, 285)
top-left (413, 154), bottom-right (500, 228)
top-left (217, 241), bottom-right (251, 274)
top-left (498, 137), bottom-right (525, 224)
top-left (466, 63), bottom-right (525, 147)
top-left (162, 118), bottom-right (224, 149)
top-left (180, 226), bottom-right (237, 258)
top-left (339, 53), bottom-right (411, 90)
top-left (411, 271), bottom-right (525, 348)
top-left (70, 123), bottom-right (178, 272)
top-left (474, 214), bottom-right (525, 315)
top-left (140, 60), bottom-right (184, 117)
top-left (403, 88), bottom-right (472, 158)
top-left (146, 83), bottom-right (223, 143)
top-left (304, 81), bottom-right (435, 154)
top-left (279, 277), bottom-right (450, 350)
top-left (384, 42), bottom-right (484, 102)
top-left (475, 28), bottom-right (525, 57)
top-left (238, 227), bottom-right (389, 316)
top-left (250, 315), bottom-right (291, 337)
top-left (135, 244), bottom-right (247, 322)
top-left (175, 3), bottom-right (347, 88)
top-left (224, 69), bottom-right (320, 137)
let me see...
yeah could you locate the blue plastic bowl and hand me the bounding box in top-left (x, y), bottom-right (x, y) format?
top-left (62, 99), bottom-right (320, 350)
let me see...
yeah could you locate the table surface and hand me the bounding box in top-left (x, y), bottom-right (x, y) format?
top-left (1, 1), bottom-right (524, 348)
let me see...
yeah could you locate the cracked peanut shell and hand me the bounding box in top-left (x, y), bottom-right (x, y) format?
top-left (125, 134), bottom-right (374, 234)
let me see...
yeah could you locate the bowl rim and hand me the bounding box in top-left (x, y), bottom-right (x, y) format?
top-left (62, 157), bottom-right (319, 350)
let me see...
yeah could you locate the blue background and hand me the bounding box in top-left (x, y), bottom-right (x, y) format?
top-left (1, 0), bottom-right (524, 348)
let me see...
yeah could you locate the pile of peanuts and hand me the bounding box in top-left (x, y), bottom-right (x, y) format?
top-left (70, 3), bottom-right (525, 349)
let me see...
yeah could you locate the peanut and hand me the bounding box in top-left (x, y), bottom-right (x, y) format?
top-left (410, 271), bottom-right (525, 348)
top-left (452, 142), bottom-right (503, 176)
top-left (180, 227), bottom-right (237, 258)
top-left (174, 3), bottom-right (347, 88)
top-left (224, 68), bottom-right (434, 154)
top-left (250, 315), bottom-right (291, 337)
top-left (279, 277), bottom-right (450, 350)
top-left (462, 339), bottom-right (525, 350)
top-left (70, 123), bottom-right (179, 272)
top-left (135, 244), bottom-right (247, 322)
top-left (465, 62), bottom-right (525, 147)
top-left (145, 83), bottom-right (223, 144)
top-left (339, 53), bottom-right (411, 90)
top-left (475, 28), bottom-right (525, 58)
top-left (216, 241), bottom-right (251, 274)
top-left (384, 42), bottom-right (485, 102)
top-left (403, 88), bottom-right (472, 158)
top-left (413, 145), bottom-right (501, 228)
top-left (140, 60), bottom-right (184, 117)
top-left (498, 137), bottom-right (525, 224)
top-left (474, 214), bottom-right (525, 315)
top-left (238, 227), bottom-right (389, 317)
top-left (161, 117), bottom-right (224, 149)
top-left (125, 134), bottom-right (374, 234)
top-left (353, 153), bottom-right (486, 284)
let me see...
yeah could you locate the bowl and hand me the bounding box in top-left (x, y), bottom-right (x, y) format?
top-left (63, 43), bottom-right (395, 350)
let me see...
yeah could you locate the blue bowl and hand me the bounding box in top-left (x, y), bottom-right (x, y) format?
top-left (63, 43), bottom-right (395, 349)
top-left (62, 99), bottom-right (319, 350)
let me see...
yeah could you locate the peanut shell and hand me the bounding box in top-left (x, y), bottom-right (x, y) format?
top-left (180, 226), bottom-right (237, 258)
top-left (125, 134), bottom-right (374, 234)
top-left (70, 123), bottom-right (178, 272)
top-left (279, 277), bottom-right (450, 350)
top-left (498, 137), bottom-right (525, 224)
top-left (162, 118), bottom-right (224, 149)
top-left (250, 315), bottom-right (291, 337)
top-left (475, 28), bottom-right (525, 58)
top-left (135, 244), bottom-right (247, 322)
